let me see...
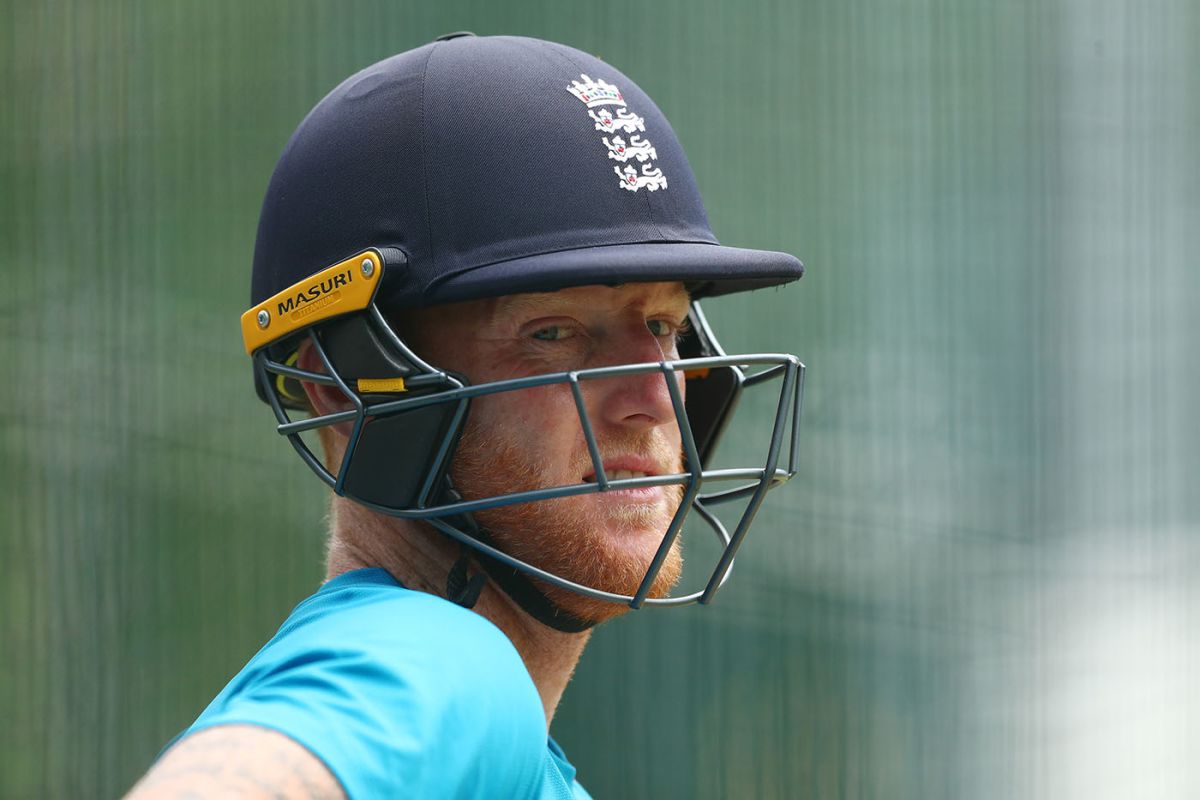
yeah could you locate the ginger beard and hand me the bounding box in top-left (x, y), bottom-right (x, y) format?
top-left (450, 389), bottom-right (687, 624)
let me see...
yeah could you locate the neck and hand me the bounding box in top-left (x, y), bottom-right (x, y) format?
top-left (324, 497), bottom-right (592, 728)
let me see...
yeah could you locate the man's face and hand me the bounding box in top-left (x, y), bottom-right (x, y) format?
top-left (402, 282), bottom-right (691, 623)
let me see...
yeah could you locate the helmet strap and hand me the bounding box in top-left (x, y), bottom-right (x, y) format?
top-left (466, 533), bottom-right (598, 634)
top-left (445, 543), bottom-right (487, 609)
top-left (436, 482), bottom-right (597, 633)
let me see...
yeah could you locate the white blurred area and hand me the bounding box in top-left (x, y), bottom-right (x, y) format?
top-left (1031, 530), bottom-right (1199, 800)
top-left (1028, 3), bottom-right (1199, 795)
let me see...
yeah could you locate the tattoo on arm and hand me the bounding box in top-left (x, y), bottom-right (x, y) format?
top-left (123, 724), bottom-right (345, 800)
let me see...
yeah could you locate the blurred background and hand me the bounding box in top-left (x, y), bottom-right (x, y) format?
top-left (3, 0), bottom-right (1198, 798)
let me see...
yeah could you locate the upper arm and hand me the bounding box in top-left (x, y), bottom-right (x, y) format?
top-left (123, 724), bottom-right (345, 800)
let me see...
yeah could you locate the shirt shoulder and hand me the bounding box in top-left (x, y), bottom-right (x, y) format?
top-left (182, 569), bottom-right (550, 799)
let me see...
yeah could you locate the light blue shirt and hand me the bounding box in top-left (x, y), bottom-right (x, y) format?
top-left (174, 568), bottom-right (591, 799)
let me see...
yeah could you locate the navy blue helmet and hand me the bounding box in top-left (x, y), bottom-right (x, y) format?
top-left (242, 34), bottom-right (805, 630)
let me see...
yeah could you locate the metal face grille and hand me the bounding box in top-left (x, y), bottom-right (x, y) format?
top-left (253, 301), bottom-right (806, 609)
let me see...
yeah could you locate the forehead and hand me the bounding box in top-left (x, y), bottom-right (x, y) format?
top-left (394, 282), bottom-right (690, 367)
top-left (495, 281), bottom-right (690, 319)
top-left (395, 282), bottom-right (691, 352)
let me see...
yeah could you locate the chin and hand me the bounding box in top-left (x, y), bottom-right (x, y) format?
top-left (473, 491), bottom-right (686, 625)
top-left (449, 421), bottom-right (687, 624)
top-left (538, 541), bottom-right (684, 625)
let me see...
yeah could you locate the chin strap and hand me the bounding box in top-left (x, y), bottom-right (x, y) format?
top-left (445, 544), bottom-right (487, 608)
top-left (467, 536), bottom-right (598, 633)
top-left (436, 485), bottom-right (598, 633)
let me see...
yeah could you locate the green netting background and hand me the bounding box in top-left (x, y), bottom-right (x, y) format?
top-left (3, 1), bottom-right (1198, 798)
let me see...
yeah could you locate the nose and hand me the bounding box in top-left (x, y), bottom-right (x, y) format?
top-left (590, 326), bottom-right (683, 432)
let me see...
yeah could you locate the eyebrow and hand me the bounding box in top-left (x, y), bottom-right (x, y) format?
top-left (500, 294), bottom-right (565, 318)
top-left (500, 285), bottom-right (691, 320)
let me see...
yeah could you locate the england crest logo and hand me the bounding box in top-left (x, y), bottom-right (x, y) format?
top-left (568, 73), bottom-right (667, 194)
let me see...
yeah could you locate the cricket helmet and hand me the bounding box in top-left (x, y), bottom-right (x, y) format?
top-left (243, 34), bottom-right (805, 629)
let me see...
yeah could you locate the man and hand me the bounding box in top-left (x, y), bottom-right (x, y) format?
top-left (127, 33), bottom-right (804, 799)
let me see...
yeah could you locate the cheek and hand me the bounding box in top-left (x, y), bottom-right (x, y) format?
top-left (471, 385), bottom-right (581, 453)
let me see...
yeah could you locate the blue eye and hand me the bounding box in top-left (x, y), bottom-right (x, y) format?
top-left (532, 325), bottom-right (569, 341)
top-left (646, 319), bottom-right (673, 337)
